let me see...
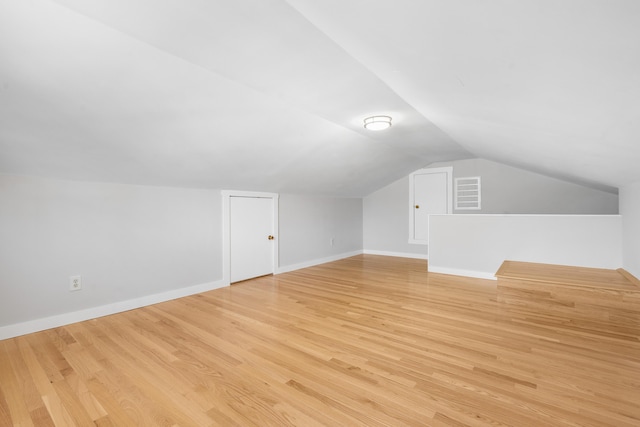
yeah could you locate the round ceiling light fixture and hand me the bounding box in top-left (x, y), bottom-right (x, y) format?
top-left (364, 115), bottom-right (392, 131)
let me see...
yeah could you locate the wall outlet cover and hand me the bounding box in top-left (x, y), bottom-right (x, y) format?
top-left (70, 275), bottom-right (82, 291)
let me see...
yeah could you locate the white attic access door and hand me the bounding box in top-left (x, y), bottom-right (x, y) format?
top-left (222, 191), bottom-right (279, 285)
top-left (409, 167), bottom-right (453, 245)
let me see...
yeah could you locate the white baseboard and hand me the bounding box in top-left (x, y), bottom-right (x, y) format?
top-left (428, 266), bottom-right (497, 281)
top-left (363, 249), bottom-right (428, 260)
top-left (0, 280), bottom-right (227, 341)
top-left (276, 250), bottom-right (363, 274)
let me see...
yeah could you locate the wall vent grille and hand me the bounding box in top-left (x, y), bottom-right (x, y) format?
top-left (455, 177), bottom-right (481, 210)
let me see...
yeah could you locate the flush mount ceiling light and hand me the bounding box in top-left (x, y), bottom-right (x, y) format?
top-left (364, 115), bottom-right (392, 131)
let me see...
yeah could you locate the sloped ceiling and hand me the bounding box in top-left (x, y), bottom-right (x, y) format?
top-left (1, 0), bottom-right (638, 196)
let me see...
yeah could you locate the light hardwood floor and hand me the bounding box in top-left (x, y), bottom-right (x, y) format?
top-left (1, 255), bottom-right (639, 426)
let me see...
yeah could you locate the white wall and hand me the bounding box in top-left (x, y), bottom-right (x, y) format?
top-left (434, 158), bottom-right (619, 214)
top-left (0, 174), bottom-right (222, 336)
top-left (363, 175), bottom-right (428, 258)
top-left (363, 159), bottom-right (620, 258)
top-left (278, 194), bottom-right (363, 271)
top-left (620, 181), bottom-right (640, 279)
top-left (428, 215), bottom-right (623, 279)
top-left (0, 175), bottom-right (364, 338)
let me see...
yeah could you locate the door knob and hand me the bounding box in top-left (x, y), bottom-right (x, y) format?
top-left (415, 205), bottom-right (420, 209)
top-left (268, 235), bottom-right (274, 240)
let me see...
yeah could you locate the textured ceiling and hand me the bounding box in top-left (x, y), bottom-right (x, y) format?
top-left (1, 0), bottom-right (639, 196)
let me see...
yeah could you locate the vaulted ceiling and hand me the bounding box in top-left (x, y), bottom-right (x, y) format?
top-left (1, 0), bottom-right (639, 196)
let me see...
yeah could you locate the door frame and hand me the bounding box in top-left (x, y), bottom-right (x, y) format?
top-left (222, 190), bottom-right (279, 285)
top-left (408, 167), bottom-right (453, 245)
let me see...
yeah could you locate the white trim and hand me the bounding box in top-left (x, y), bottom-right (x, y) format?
top-left (428, 265), bottom-right (497, 280)
top-left (0, 280), bottom-right (226, 340)
top-left (276, 250), bottom-right (363, 274)
top-left (221, 190), bottom-right (280, 199)
top-left (408, 240), bottom-right (429, 245)
top-left (363, 249), bottom-right (428, 260)
top-left (222, 190), bottom-right (279, 285)
top-left (429, 214), bottom-right (622, 217)
top-left (408, 167), bottom-right (453, 245)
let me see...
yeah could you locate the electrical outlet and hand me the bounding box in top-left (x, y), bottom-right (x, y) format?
top-left (70, 275), bottom-right (82, 291)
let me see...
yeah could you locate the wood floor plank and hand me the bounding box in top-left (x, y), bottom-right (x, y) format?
top-left (496, 260), bottom-right (637, 289)
top-left (0, 341), bottom-right (36, 426)
top-left (1, 255), bottom-right (639, 426)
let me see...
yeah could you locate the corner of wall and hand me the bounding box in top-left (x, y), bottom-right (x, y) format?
top-left (620, 181), bottom-right (640, 279)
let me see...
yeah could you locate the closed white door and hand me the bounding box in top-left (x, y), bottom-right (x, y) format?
top-left (413, 172), bottom-right (449, 242)
top-left (230, 196), bottom-right (274, 283)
